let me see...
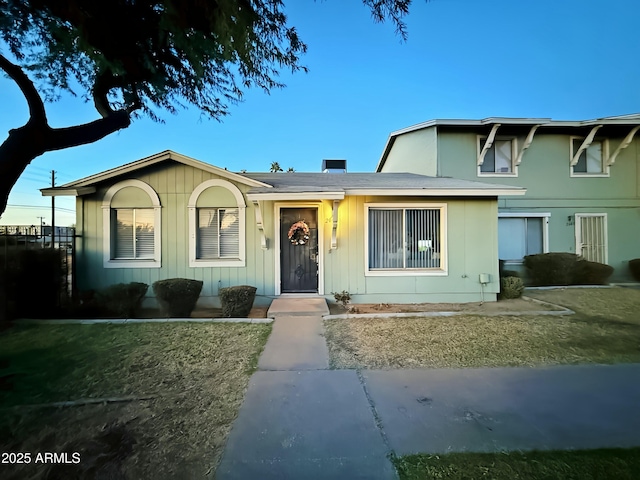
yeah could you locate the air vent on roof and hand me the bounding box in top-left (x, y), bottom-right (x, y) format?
top-left (322, 159), bottom-right (347, 173)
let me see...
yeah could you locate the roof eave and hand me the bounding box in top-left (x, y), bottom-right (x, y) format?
top-left (57, 150), bottom-right (272, 189)
top-left (344, 188), bottom-right (526, 197)
top-left (41, 186), bottom-right (97, 197)
top-left (246, 191), bottom-right (346, 201)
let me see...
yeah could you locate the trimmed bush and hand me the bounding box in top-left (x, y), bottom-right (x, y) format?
top-left (220, 285), bottom-right (257, 318)
top-left (523, 253), bottom-right (579, 286)
top-left (573, 261), bottom-right (614, 285)
top-left (630, 259), bottom-right (640, 282)
top-left (524, 252), bottom-right (614, 286)
top-left (500, 276), bottom-right (525, 299)
top-left (98, 282), bottom-right (148, 317)
top-left (152, 278), bottom-right (203, 317)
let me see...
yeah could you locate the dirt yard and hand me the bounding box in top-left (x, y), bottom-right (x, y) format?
top-left (327, 296), bottom-right (566, 315)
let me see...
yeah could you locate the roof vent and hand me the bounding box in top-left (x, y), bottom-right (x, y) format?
top-left (322, 159), bottom-right (347, 173)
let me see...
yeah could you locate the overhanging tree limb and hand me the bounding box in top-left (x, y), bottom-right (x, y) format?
top-left (0, 53), bottom-right (47, 127)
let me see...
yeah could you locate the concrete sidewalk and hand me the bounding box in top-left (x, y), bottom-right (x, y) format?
top-left (363, 364), bottom-right (640, 455)
top-left (216, 297), bottom-right (395, 479)
top-left (216, 298), bottom-right (640, 479)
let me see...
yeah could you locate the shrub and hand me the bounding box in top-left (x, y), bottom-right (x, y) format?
top-left (524, 253), bottom-right (581, 286)
top-left (573, 261), bottom-right (614, 285)
top-left (332, 290), bottom-right (351, 309)
top-left (500, 276), bottom-right (525, 299)
top-left (524, 252), bottom-right (615, 286)
top-left (219, 285), bottom-right (257, 317)
top-left (97, 282), bottom-right (148, 317)
top-left (152, 278), bottom-right (203, 317)
top-left (630, 259), bottom-right (640, 282)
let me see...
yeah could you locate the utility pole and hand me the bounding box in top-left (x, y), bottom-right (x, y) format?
top-left (51, 170), bottom-right (56, 248)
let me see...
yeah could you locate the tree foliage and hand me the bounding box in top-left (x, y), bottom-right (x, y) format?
top-left (0, 0), bottom-right (414, 216)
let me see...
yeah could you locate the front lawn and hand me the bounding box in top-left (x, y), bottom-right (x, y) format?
top-left (394, 448), bottom-right (640, 480)
top-left (0, 322), bottom-right (271, 479)
top-left (324, 287), bottom-right (640, 369)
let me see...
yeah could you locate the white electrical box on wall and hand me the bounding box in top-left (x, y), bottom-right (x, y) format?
top-left (479, 273), bottom-right (491, 284)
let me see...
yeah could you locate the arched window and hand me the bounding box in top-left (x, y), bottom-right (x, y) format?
top-left (102, 180), bottom-right (162, 268)
top-left (188, 179), bottom-right (246, 267)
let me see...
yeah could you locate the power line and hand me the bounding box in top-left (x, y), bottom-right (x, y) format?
top-left (6, 204), bottom-right (75, 213)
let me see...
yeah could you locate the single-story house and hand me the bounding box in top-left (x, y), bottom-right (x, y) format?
top-left (42, 150), bottom-right (525, 305)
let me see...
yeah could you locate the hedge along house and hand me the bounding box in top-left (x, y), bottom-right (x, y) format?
top-left (41, 150), bottom-right (525, 306)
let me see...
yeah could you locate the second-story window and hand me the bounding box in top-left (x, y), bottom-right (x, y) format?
top-left (571, 138), bottom-right (607, 175)
top-left (479, 137), bottom-right (516, 175)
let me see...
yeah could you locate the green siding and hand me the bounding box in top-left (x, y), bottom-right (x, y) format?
top-left (382, 127), bottom-right (438, 176)
top-left (76, 160), bottom-right (501, 305)
top-left (322, 196), bottom-right (499, 303)
top-left (382, 128), bottom-right (640, 281)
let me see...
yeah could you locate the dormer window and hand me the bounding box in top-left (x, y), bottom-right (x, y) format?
top-left (571, 138), bottom-right (608, 176)
top-left (478, 137), bottom-right (517, 176)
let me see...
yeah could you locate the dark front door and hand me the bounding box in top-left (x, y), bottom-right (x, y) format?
top-left (280, 208), bottom-right (318, 293)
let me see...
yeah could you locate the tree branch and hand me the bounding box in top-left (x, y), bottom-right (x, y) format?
top-left (0, 53), bottom-right (48, 126)
top-left (47, 110), bottom-right (132, 151)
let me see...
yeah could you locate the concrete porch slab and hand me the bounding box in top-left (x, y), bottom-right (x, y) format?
top-left (267, 297), bottom-right (329, 317)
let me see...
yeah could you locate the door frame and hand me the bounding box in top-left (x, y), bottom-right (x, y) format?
top-left (575, 213), bottom-right (608, 263)
top-left (274, 202), bottom-right (324, 296)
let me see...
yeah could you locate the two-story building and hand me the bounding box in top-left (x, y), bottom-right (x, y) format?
top-left (376, 114), bottom-right (640, 282)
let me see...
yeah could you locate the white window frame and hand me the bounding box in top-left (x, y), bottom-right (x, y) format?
top-left (102, 179), bottom-right (162, 268)
top-left (575, 213), bottom-right (608, 263)
top-left (477, 136), bottom-right (518, 177)
top-left (188, 179), bottom-right (246, 268)
top-left (364, 203), bottom-right (448, 277)
top-left (498, 212), bottom-right (550, 265)
top-left (570, 137), bottom-right (610, 177)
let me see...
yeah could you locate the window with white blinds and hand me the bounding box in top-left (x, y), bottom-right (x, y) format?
top-left (112, 209), bottom-right (155, 259)
top-left (368, 207), bottom-right (442, 271)
top-left (197, 208), bottom-right (240, 259)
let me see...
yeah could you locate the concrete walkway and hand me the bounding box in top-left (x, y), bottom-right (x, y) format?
top-left (215, 298), bottom-right (640, 479)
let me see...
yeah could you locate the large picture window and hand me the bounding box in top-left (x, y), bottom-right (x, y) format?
top-left (366, 205), bottom-right (445, 274)
top-left (197, 208), bottom-right (240, 259)
top-left (112, 209), bottom-right (155, 259)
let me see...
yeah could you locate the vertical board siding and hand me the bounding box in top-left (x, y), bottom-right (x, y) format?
top-left (78, 161), bottom-right (503, 303)
top-left (78, 162), bottom-right (275, 304)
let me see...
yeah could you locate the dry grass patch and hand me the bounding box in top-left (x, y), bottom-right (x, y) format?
top-left (526, 286), bottom-right (640, 323)
top-left (394, 448), bottom-right (640, 480)
top-left (0, 322), bottom-right (271, 479)
top-left (324, 314), bottom-right (640, 369)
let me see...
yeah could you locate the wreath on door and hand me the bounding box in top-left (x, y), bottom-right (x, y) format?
top-left (288, 220), bottom-right (310, 245)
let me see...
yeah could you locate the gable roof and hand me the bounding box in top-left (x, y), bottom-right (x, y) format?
top-left (376, 114), bottom-right (640, 171)
top-left (41, 151), bottom-right (525, 200)
top-left (41, 150), bottom-right (270, 196)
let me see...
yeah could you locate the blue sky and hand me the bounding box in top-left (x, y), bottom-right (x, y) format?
top-left (1, 0), bottom-right (639, 226)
